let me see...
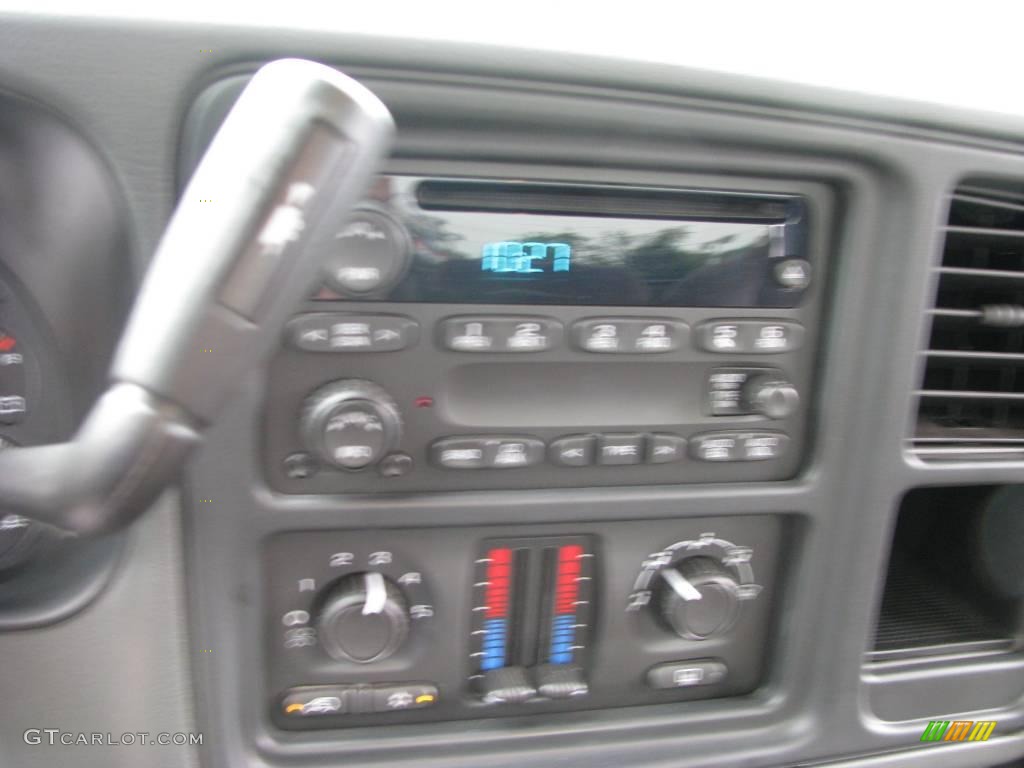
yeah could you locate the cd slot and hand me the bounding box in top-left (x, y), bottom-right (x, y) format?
top-left (416, 180), bottom-right (792, 223)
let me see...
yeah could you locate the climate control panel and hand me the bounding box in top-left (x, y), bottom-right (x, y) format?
top-left (264, 515), bottom-right (783, 729)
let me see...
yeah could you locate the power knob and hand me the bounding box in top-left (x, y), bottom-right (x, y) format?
top-left (301, 379), bottom-right (402, 470)
top-left (742, 373), bottom-right (800, 419)
top-left (317, 572), bottom-right (410, 663)
top-left (658, 557), bottom-right (742, 640)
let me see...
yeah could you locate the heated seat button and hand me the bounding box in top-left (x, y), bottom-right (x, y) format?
top-left (371, 682), bottom-right (438, 712)
top-left (647, 659), bottom-right (728, 690)
top-left (549, 435), bottom-right (596, 467)
top-left (646, 434), bottom-right (686, 464)
top-left (598, 434), bottom-right (644, 465)
top-left (281, 686), bottom-right (354, 717)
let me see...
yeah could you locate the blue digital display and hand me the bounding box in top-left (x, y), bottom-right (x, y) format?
top-left (481, 242), bottom-right (571, 274)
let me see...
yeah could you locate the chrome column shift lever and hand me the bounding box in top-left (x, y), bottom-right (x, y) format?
top-left (0, 59), bottom-right (393, 534)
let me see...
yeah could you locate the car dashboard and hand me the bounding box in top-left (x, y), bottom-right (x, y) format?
top-left (0, 11), bottom-right (1023, 768)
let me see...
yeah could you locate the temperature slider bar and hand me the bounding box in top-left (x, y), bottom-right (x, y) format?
top-left (481, 547), bottom-right (513, 671)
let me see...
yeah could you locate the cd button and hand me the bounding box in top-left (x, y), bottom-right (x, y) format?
top-left (550, 435), bottom-right (596, 467)
top-left (598, 434), bottom-right (644, 465)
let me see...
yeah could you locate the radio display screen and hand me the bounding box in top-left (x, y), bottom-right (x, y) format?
top-left (405, 212), bottom-right (775, 307)
top-left (326, 179), bottom-right (807, 308)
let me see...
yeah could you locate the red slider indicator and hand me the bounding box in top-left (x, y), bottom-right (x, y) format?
top-left (485, 547), bottom-right (513, 619)
top-left (555, 544), bottom-right (583, 614)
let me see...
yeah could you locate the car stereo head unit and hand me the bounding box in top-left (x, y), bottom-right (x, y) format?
top-left (315, 177), bottom-right (811, 308)
top-left (263, 175), bottom-right (826, 495)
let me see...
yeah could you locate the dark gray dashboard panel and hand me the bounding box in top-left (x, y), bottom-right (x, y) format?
top-left (0, 11), bottom-right (1024, 768)
top-left (182, 61), bottom-right (1024, 768)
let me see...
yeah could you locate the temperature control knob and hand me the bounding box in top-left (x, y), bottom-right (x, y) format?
top-left (742, 374), bottom-right (799, 420)
top-left (658, 557), bottom-right (742, 640)
top-left (301, 379), bottom-right (402, 470)
top-left (317, 572), bottom-right (410, 663)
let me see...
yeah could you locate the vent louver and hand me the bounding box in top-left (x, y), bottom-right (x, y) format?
top-left (914, 183), bottom-right (1024, 459)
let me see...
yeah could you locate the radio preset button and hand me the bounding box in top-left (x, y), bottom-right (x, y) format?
top-left (572, 318), bottom-right (687, 354)
top-left (696, 320), bottom-right (804, 354)
top-left (598, 434), bottom-right (645, 465)
top-left (550, 435), bottom-right (596, 467)
top-left (442, 317), bottom-right (561, 353)
top-left (647, 434), bottom-right (687, 464)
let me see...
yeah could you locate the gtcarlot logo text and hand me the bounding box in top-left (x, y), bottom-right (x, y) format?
top-left (23, 730), bottom-right (203, 746)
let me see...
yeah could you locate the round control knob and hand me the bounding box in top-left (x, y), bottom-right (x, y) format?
top-left (317, 572), bottom-right (410, 663)
top-left (658, 557), bottom-right (741, 640)
top-left (301, 379), bottom-right (402, 470)
top-left (742, 374), bottom-right (800, 420)
top-left (323, 206), bottom-right (412, 296)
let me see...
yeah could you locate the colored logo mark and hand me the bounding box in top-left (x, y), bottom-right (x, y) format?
top-left (920, 720), bottom-right (996, 743)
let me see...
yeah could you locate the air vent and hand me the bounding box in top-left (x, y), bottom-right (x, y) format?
top-left (914, 183), bottom-right (1024, 460)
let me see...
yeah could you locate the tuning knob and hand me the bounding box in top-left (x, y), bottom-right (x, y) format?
top-left (301, 379), bottom-right (402, 470)
top-left (742, 373), bottom-right (799, 419)
top-left (317, 572), bottom-right (410, 663)
top-left (658, 557), bottom-right (742, 640)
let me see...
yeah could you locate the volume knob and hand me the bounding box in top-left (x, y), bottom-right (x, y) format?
top-left (301, 379), bottom-right (402, 470)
